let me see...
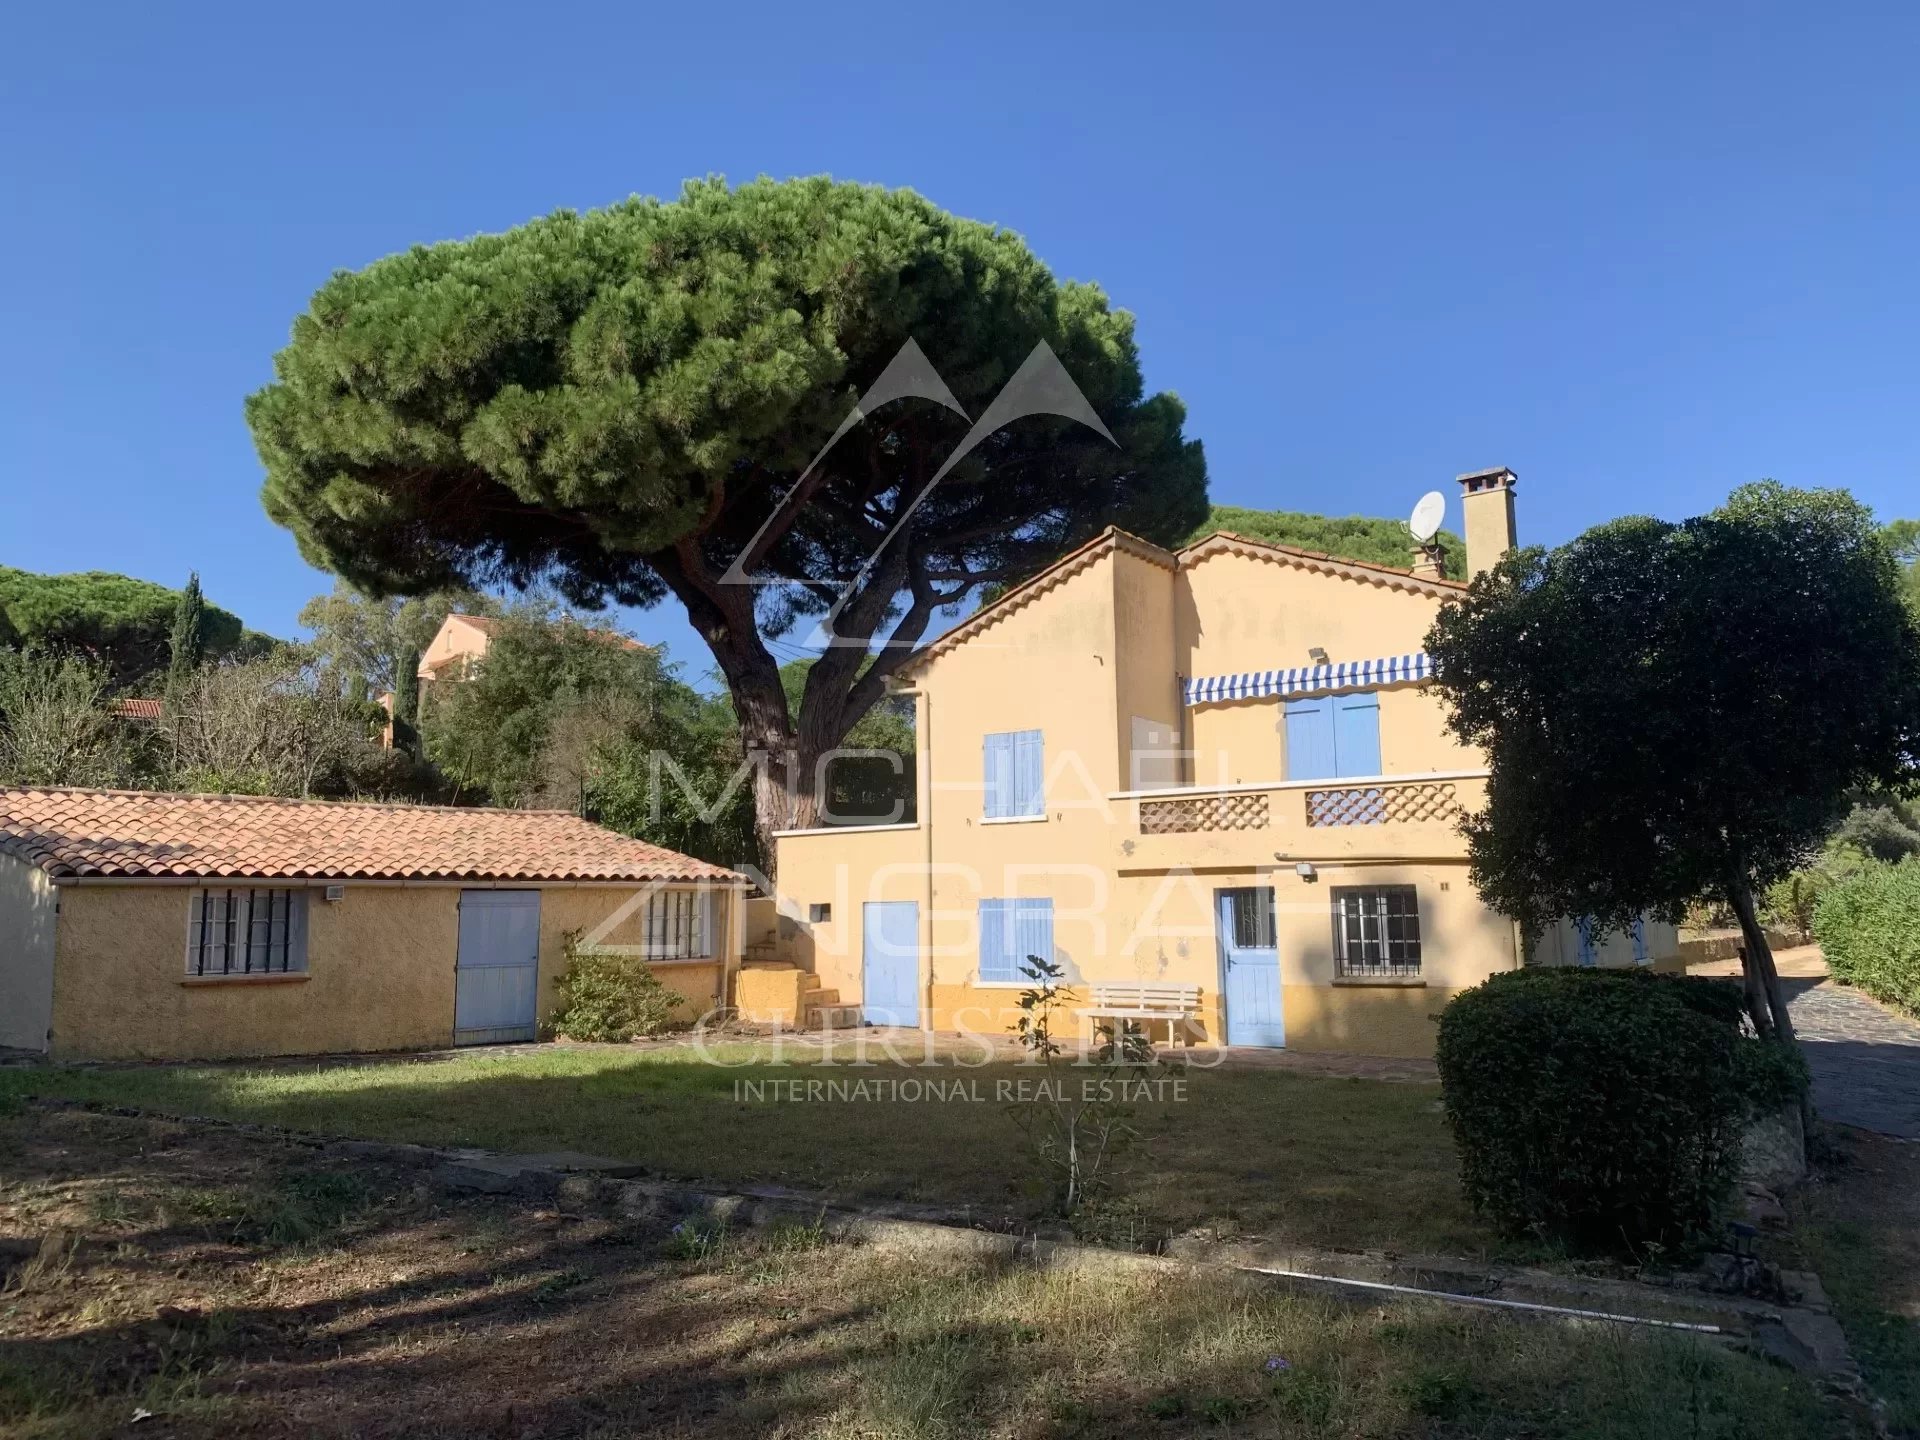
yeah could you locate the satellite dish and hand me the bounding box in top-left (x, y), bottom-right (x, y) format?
top-left (1409, 490), bottom-right (1446, 544)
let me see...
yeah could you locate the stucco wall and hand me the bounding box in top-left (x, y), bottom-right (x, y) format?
top-left (51, 883), bottom-right (463, 1061)
top-left (1178, 549), bottom-right (1481, 782)
top-left (534, 885), bottom-right (732, 1027)
top-left (49, 881), bottom-right (740, 1061)
top-left (0, 855), bottom-right (58, 1051)
top-left (924, 861), bottom-right (1515, 1056)
top-left (764, 537), bottom-right (1516, 1059)
top-left (1532, 914), bottom-right (1681, 969)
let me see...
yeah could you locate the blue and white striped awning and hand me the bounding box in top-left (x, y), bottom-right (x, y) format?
top-left (1182, 652), bottom-right (1433, 707)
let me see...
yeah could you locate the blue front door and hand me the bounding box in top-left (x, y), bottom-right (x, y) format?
top-left (1217, 887), bottom-right (1284, 1047)
top-left (862, 901), bottom-right (921, 1027)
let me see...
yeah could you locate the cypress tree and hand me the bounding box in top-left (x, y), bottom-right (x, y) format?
top-left (166, 572), bottom-right (206, 691)
top-left (392, 646), bottom-right (421, 754)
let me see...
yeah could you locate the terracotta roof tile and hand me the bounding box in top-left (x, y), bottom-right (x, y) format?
top-left (0, 787), bottom-right (744, 885)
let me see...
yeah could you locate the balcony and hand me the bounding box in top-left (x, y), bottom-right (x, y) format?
top-left (1115, 771), bottom-right (1486, 871)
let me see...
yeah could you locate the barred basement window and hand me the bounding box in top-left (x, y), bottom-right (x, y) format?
top-left (186, 888), bottom-right (309, 976)
top-left (1331, 886), bottom-right (1422, 977)
top-left (642, 888), bottom-right (715, 960)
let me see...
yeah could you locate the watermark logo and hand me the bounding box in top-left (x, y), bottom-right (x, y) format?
top-left (719, 338), bottom-right (1118, 647)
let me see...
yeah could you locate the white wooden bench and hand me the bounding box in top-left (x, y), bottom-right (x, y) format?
top-left (1076, 982), bottom-right (1202, 1049)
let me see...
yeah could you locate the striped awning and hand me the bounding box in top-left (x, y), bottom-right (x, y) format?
top-left (1182, 652), bottom-right (1433, 707)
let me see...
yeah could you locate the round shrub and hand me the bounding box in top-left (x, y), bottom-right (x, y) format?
top-left (1813, 856), bottom-right (1920, 1015)
top-left (551, 939), bottom-right (685, 1042)
top-left (1436, 969), bottom-right (1770, 1256)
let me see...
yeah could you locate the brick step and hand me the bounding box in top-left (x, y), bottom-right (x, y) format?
top-left (798, 985), bottom-right (840, 1007)
top-left (803, 1003), bottom-right (864, 1031)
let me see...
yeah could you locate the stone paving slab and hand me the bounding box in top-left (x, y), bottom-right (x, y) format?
top-left (1788, 978), bottom-right (1920, 1140)
top-left (1687, 947), bottom-right (1920, 1141)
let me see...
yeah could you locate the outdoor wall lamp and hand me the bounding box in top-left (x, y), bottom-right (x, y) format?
top-left (1308, 646), bottom-right (1329, 664)
top-left (1293, 862), bottom-right (1317, 881)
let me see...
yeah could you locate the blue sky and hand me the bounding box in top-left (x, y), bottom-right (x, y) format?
top-left (3, 1), bottom-right (1916, 682)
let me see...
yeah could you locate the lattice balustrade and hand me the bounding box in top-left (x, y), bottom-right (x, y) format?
top-left (1138, 793), bottom-right (1271, 834)
top-left (1306, 782), bottom-right (1461, 827)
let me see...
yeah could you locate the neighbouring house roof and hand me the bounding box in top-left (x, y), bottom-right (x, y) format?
top-left (419, 613), bottom-right (650, 678)
top-left (107, 698), bottom-right (163, 720)
top-left (0, 786), bottom-right (743, 885)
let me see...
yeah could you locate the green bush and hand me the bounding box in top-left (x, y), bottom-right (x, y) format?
top-left (550, 936), bottom-right (685, 1042)
top-left (1814, 856), bottom-right (1920, 1014)
top-left (1435, 969), bottom-right (1800, 1256)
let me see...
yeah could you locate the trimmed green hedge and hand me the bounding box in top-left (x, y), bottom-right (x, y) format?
top-left (1435, 969), bottom-right (1804, 1256)
top-left (1813, 856), bottom-right (1920, 1015)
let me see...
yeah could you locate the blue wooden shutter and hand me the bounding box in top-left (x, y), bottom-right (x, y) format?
top-left (1013, 898), bottom-right (1054, 979)
top-left (983, 733), bottom-right (1014, 818)
top-left (1332, 691), bottom-right (1382, 778)
top-left (1631, 917), bottom-right (1650, 965)
top-left (978, 899), bottom-right (1012, 981)
top-left (1575, 917), bottom-right (1597, 967)
top-left (1284, 698), bottom-right (1336, 780)
top-left (1013, 730), bottom-right (1044, 816)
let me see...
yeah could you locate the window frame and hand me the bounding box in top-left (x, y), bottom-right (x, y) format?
top-left (185, 887), bottom-right (310, 977)
top-left (983, 728), bottom-right (1045, 820)
top-left (1329, 885), bottom-right (1422, 979)
top-left (977, 896), bottom-right (1055, 985)
top-left (1284, 688), bottom-right (1384, 782)
top-left (637, 887), bottom-right (716, 961)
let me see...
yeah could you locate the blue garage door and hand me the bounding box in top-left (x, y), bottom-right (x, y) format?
top-left (455, 891), bottom-right (541, 1045)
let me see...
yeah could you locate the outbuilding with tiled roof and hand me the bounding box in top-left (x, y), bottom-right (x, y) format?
top-left (0, 786), bottom-right (749, 1062)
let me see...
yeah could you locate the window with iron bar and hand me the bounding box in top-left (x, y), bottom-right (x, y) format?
top-left (186, 888), bottom-right (309, 976)
top-left (641, 888), bottom-right (714, 959)
top-left (1331, 886), bottom-right (1422, 977)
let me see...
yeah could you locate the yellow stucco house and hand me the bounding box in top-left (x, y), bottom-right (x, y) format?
top-left (0, 787), bottom-right (747, 1061)
top-left (762, 468), bottom-right (1677, 1058)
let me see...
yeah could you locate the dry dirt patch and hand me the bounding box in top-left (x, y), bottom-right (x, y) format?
top-left (0, 1104), bottom-right (1862, 1439)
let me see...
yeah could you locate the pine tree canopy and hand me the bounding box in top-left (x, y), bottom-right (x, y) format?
top-left (0, 566), bottom-right (261, 687)
top-left (248, 176), bottom-right (1208, 840)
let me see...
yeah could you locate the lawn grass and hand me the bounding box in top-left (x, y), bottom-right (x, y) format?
top-left (1783, 1128), bottom-right (1920, 1433)
top-left (0, 1105), bottom-right (1857, 1440)
top-left (0, 1042), bottom-right (1491, 1257)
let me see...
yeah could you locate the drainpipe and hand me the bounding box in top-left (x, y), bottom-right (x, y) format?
top-left (911, 687), bottom-right (935, 1030)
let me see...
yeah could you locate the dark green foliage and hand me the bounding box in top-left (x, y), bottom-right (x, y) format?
top-left (1835, 800), bottom-right (1920, 863)
top-left (166, 572), bottom-right (206, 690)
top-left (1885, 517), bottom-right (1920, 614)
top-left (1180, 504), bottom-right (1466, 579)
top-left (421, 603), bottom-right (758, 867)
top-left (1427, 484), bottom-right (1920, 939)
top-left (0, 567), bottom-right (259, 686)
top-left (780, 657), bottom-right (915, 824)
top-left (550, 940), bottom-right (685, 1041)
top-left (1814, 857), bottom-right (1920, 1014)
top-left (584, 700), bottom-right (762, 872)
top-left (248, 176), bottom-right (1207, 842)
top-left (1426, 484), bottom-right (1920, 1039)
top-left (1436, 969), bottom-right (1803, 1255)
